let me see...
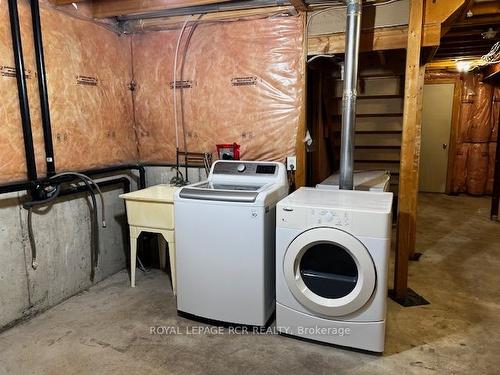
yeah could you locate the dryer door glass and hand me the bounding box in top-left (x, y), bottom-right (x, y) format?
top-left (299, 243), bottom-right (358, 299)
top-left (283, 227), bottom-right (376, 317)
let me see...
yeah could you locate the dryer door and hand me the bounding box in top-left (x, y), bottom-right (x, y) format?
top-left (283, 227), bottom-right (376, 317)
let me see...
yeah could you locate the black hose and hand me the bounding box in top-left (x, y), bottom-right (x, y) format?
top-left (23, 177), bottom-right (99, 281)
top-left (72, 177), bottom-right (99, 281)
top-left (24, 185), bottom-right (61, 269)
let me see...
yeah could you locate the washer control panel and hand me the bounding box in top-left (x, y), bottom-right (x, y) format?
top-left (213, 161), bottom-right (277, 176)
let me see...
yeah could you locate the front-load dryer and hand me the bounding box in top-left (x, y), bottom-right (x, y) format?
top-left (276, 187), bottom-right (393, 352)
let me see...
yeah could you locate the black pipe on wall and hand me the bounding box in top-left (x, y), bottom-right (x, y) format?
top-left (30, 0), bottom-right (56, 177)
top-left (8, 0), bottom-right (38, 182)
top-left (0, 164), bottom-right (148, 195)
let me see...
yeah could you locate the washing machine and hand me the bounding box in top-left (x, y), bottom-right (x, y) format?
top-left (276, 187), bottom-right (393, 352)
top-left (174, 160), bottom-right (288, 327)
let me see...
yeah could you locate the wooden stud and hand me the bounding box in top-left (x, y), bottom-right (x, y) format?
top-left (295, 13), bottom-right (308, 188)
top-left (424, 0), bottom-right (468, 25)
top-left (394, 0), bottom-right (425, 302)
top-left (447, 79), bottom-right (462, 195)
top-left (289, 0), bottom-right (308, 12)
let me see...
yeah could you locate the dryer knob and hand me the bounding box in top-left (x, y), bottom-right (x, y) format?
top-left (324, 212), bottom-right (333, 222)
top-left (237, 164), bottom-right (246, 172)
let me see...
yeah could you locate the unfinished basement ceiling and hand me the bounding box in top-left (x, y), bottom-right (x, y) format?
top-left (51, 0), bottom-right (401, 20)
top-left (433, 0), bottom-right (500, 60)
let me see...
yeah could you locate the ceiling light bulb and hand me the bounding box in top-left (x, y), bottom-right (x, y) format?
top-left (456, 60), bottom-right (472, 72)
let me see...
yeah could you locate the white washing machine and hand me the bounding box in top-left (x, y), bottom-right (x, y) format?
top-left (276, 187), bottom-right (393, 352)
top-left (174, 160), bottom-right (288, 326)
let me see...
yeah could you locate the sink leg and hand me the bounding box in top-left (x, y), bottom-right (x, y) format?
top-left (130, 235), bottom-right (138, 287)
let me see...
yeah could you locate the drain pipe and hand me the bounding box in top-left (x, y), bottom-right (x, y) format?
top-left (339, 0), bottom-right (362, 190)
top-left (30, 0), bottom-right (56, 177)
top-left (8, 0), bottom-right (38, 182)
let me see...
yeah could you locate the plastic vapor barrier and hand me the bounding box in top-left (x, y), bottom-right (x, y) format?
top-left (453, 143), bottom-right (469, 193)
top-left (469, 81), bottom-right (493, 143)
top-left (0, 1), bottom-right (138, 184)
top-left (492, 87), bottom-right (500, 142)
top-left (452, 73), bottom-right (497, 195)
top-left (132, 14), bottom-right (305, 164)
top-left (486, 142), bottom-right (497, 194)
top-left (466, 143), bottom-right (489, 195)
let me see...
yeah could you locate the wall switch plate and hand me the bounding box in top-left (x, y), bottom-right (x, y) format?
top-left (286, 156), bottom-right (296, 171)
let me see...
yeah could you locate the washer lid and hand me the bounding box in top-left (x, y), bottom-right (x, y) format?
top-left (283, 227), bottom-right (376, 317)
top-left (179, 181), bottom-right (267, 203)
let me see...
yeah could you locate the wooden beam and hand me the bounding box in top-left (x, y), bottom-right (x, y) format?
top-left (122, 6), bottom-right (293, 32)
top-left (424, 0), bottom-right (467, 25)
top-left (394, 0), bottom-right (425, 303)
top-left (289, 0), bottom-right (308, 12)
top-left (308, 24), bottom-right (440, 55)
top-left (295, 14), bottom-right (307, 188)
top-left (451, 15), bottom-right (500, 28)
top-left (92, 0), bottom-right (230, 18)
top-left (470, 1), bottom-right (500, 17)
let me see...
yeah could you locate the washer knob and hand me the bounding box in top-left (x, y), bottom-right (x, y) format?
top-left (237, 164), bottom-right (246, 172)
top-left (324, 212), bottom-right (334, 222)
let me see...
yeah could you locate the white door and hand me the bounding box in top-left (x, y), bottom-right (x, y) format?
top-left (419, 83), bottom-right (454, 192)
top-left (283, 227), bottom-right (376, 317)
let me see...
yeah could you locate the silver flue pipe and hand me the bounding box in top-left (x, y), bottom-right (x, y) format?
top-left (339, 0), bottom-right (362, 190)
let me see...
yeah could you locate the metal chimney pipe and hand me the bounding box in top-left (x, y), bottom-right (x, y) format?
top-left (339, 0), bottom-right (362, 190)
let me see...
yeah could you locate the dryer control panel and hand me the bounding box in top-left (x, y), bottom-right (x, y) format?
top-left (277, 206), bottom-right (352, 230)
top-left (309, 208), bottom-right (351, 228)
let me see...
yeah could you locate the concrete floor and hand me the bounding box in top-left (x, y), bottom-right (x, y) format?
top-left (0, 193), bottom-right (499, 374)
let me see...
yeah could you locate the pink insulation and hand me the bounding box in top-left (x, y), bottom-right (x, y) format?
top-left (468, 81), bottom-right (493, 143)
top-left (0, 1), bottom-right (138, 183)
top-left (452, 143), bottom-right (469, 193)
top-left (486, 142), bottom-right (497, 194)
top-left (492, 86), bottom-right (500, 142)
top-left (132, 15), bottom-right (305, 164)
top-left (466, 143), bottom-right (489, 195)
top-left (458, 73), bottom-right (477, 143)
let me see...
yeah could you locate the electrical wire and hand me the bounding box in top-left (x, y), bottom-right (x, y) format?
top-left (307, 54), bottom-right (336, 63)
top-left (180, 14), bottom-right (203, 155)
top-left (173, 16), bottom-right (192, 152)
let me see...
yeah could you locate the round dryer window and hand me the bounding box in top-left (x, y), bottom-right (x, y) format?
top-left (283, 227), bottom-right (376, 317)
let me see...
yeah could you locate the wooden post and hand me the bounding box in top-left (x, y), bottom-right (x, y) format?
top-left (491, 113), bottom-right (500, 220)
top-left (295, 13), bottom-right (308, 188)
top-left (393, 0), bottom-right (425, 302)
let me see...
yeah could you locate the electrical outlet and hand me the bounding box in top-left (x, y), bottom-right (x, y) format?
top-left (286, 156), bottom-right (296, 171)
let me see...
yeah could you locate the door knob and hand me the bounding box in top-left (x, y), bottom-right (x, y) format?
top-left (442, 143), bottom-right (448, 150)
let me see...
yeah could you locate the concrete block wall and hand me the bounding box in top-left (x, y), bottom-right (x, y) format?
top-left (0, 167), bottom-right (206, 331)
top-left (0, 174), bottom-right (137, 330)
